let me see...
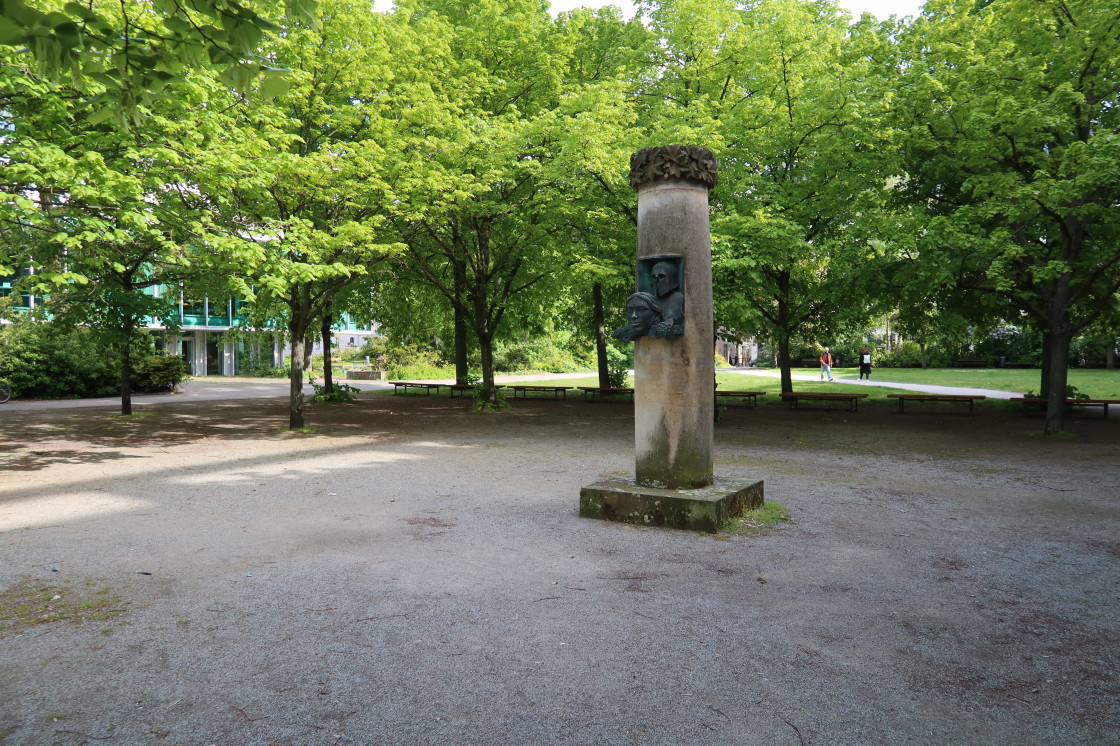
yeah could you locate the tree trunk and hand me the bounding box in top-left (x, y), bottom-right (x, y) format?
top-left (1107, 338), bottom-right (1116, 371)
top-left (1041, 280), bottom-right (1074, 435)
top-left (919, 341), bottom-right (928, 369)
top-left (593, 282), bottom-right (610, 389)
top-left (119, 330), bottom-right (133, 416)
top-left (321, 301), bottom-right (334, 394)
top-left (454, 261), bottom-right (470, 385)
top-left (477, 330), bottom-right (498, 406)
top-left (777, 334), bottom-right (793, 395)
top-left (467, 277), bottom-right (500, 405)
top-left (1039, 328), bottom-right (1053, 401)
top-left (775, 278), bottom-right (794, 393)
top-left (1043, 326), bottom-right (1073, 435)
top-left (289, 321), bottom-right (308, 430)
top-left (454, 309), bottom-right (469, 385)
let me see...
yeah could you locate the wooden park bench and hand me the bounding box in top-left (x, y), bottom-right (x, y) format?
top-left (887, 393), bottom-right (986, 415)
top-left (954, 357), bottom-right (988, 368)
top-left (715, 390), bottom-right (766, 408)
top-left (577, 386), bottom-right (634, 403)
top-left (388, 381), bottom-right (446, 396)
top-left (780, 391), bottom-right (868, 411)
top-left (503, 384), bottom-right (572, 400)
top-left (1009, 396), bottom-right (1120, 419)
top-left (447, 383), bottom-right (475, 397)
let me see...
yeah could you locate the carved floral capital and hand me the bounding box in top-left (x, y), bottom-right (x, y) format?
top-left (629, 145), bottom-right (718, 190)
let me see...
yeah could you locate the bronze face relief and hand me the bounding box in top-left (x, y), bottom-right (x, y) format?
top-left (613, 255), bottom-right (685, 342)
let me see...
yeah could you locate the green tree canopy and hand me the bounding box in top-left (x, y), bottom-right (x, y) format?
top-left (897, 0), bottom-right (1120, 432)
top-left (383, 0), bottom-right (645, 404)
top-left (0, 0), bottom-right (315, 117)
top-left (0, 41), bottom-right (242, 413)
top-left (202, 0), bottom-right (408, 428)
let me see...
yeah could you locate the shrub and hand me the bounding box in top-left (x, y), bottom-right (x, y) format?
top-left (1025, 384), bottom-right (1089, 400)
top-left (351, 340), bottom-right (453, 379)
top-left (132, 352), bottom-right (190, 393)
top-left (340, 345), bottom-right (372, 363)
top-left (369, 341), bottom-right (443, 374)
top-left (0, 321), bottom-right (188, 398)
top-left (1068, 335), bottom-right (1112, 368)
top-left (387, 362), bottom-right (455, 380)
top-left (876, 341), bottom-right (928, 368)
top-left (974, 325), bottom-right (1042, 366)
top-left (492, 336), bottom-right (589, 374)
top-left (240, 361), bottom-right (289, 378)
top-left (0, 321), bottom-right (116, 398)
top-left (472, 383), bottom-right (509, 411)
top-left (308, 380), bottom-right (361, 403)
top-left (605, 344), bottom-right (630, 388)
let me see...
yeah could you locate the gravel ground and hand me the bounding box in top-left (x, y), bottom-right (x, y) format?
top-left (0, 390), bottom-right (1117, 745)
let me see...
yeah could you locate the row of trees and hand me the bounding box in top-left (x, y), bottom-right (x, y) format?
top-left (1, 0), bottom-right (1117, 434)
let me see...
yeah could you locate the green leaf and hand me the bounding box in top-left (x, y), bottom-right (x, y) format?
top-left (85, 106), bottom-right (115, 126)
top-left (256, 67), bottom-right (291, 99)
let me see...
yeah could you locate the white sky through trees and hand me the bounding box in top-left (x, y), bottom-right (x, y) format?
top-left (371, 1), bottom-right (927, 21)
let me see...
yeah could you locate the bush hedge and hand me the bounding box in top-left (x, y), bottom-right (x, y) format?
top-left (0, 321), bottom-right (189, 398)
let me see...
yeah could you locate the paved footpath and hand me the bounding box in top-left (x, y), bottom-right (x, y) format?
top-left (0, 369), bottom-right (1021, 412)
top-left (727, 368), bottom-right (1019, 399)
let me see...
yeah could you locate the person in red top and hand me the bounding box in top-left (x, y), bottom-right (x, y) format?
top-left (819, 347), bottom-right (834, 382)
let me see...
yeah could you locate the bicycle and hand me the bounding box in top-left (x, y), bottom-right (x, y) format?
top-left (0, 379), bottom-right (10, 404)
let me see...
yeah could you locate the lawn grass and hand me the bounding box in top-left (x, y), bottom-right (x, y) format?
top-left (510, 367), bottom-right (1120, 404)
top-left (821, 367), bottom-right (1120, 398)
top-left (210, 367), bottom-right (1120, 399)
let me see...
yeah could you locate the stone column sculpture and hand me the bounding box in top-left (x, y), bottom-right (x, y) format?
top-left (629, 145), bottom-right (718, 489)
top-left (580, 146), bottom-right (763, 532)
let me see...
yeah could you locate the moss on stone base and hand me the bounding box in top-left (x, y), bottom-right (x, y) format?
top-left (579, 477), bottom-right (763, 532)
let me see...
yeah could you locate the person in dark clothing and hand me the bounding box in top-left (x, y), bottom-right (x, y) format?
top-left (858, 346), bottom-right (872, 380)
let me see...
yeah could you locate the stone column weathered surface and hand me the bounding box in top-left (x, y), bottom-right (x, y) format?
top-left (579, 146), bottom-right (763, 532)
top-left (629, 146), bottom-right (718, 489)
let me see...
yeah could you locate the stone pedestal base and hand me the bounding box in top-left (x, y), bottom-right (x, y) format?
top-left (579, 477), bottom-right (764, 532)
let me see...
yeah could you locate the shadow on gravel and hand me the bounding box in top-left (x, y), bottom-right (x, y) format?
top-left (0, 448), bottom-right (144, 471)
top-left (2, 393), bottom-right (1116, 474)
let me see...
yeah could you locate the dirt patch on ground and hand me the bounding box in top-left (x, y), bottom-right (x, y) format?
top-left (0, 393), bottom-right (1116, 744)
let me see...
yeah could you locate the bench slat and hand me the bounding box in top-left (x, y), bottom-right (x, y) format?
top-left (504, 385), bottom-right (571, 400)
top-left (887, 393), bottom-right (986, 415)
top-left (715, 390), bottom-right (765, 408)
top-left (577, 386), bottom-right (634, 402)
top-left (1010, 397), bottom-right (1117, 418)
top-left (780, 391), bottom-right (867, 411)
top-left (389, 381), bottom-right (445, 395)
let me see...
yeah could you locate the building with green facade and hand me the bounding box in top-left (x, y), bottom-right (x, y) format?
top-left (1, 274), bottom-right (378, 376)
